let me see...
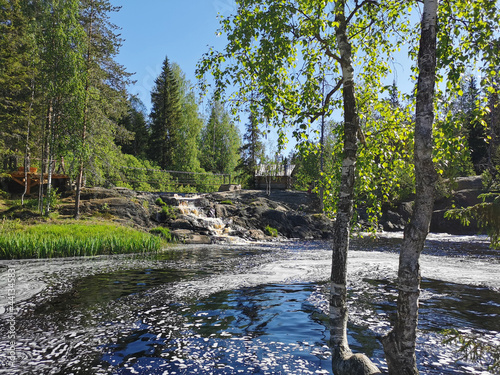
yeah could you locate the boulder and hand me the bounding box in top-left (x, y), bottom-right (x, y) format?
top-left (218, 184), bottom-right (241, 192)
top-left (171, 229), bottom-right (212, 244)
top-left (291, 225), bottom-right (315, 239)
top-left (214, 204), bottom-right (228, 218)
top-left (263, 209), bottom-right (287, 223)
top-left (430, 209), bottom-right (479, 235)
top-left (288, 214), bottom-right (310, 227)
top-left (454, 176), bottom-right (483, 191)
top-left (248, 229), bottom-right (266, 240)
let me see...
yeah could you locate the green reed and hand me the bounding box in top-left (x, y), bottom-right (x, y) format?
top-left (0, 222), bottom-right (163, 259)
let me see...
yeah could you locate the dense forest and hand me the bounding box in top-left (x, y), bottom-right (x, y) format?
top-left (1, 0), bottom-right (499, 223)
top-left (0, 0), bottom-right (256, 217)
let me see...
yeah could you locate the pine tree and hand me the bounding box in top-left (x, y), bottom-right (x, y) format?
top-left (149, 56), bottom-right (182, 170)
top-left (236, 110), bottom-right (265, 187)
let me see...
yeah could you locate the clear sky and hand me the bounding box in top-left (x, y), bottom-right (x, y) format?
top-left (109, 0), bottom-right (291, 154)
top-left (109, 0), bottom-right (234, 114)
top-left (108, 1), bottom-right (418, 156)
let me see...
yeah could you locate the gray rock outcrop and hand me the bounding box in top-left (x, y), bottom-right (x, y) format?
top-left (57, 176), bottom-right (487, 244)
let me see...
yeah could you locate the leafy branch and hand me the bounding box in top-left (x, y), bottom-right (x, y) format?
top-left (445, 193), bottom-right (500, 248)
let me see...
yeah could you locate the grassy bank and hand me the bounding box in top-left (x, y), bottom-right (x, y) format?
top-left (0, 221), bottom-right (164, 259)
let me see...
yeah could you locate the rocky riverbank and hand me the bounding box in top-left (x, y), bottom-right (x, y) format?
top-left (62, 175), bottom-right (486, 244)
top-left (1, 175), bottom-right (486, 244)
top-left (374, 176), bottom-right (485, 234)
top-left (56, 187), bottom-right (334, 243)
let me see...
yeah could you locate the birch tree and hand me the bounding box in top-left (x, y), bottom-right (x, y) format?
top-left (74, 0), bottom-right (130, 218)
top-left (381, 1), bottom-right (500, 373)
top-left (171, 63), bottom-right (205, 172)
top-left (197, 1), bottom-right (407, 373)
top-left (37, 0), bottom-right (86, 215)
top-left (198, 1), bottom-right (500, 374)
top-left (380, 1), bottom-right (439, 373)
top-left (199, 100), bottom-right (241, 175)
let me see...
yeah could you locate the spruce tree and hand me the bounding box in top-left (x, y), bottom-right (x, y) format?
top-left (463, 77), bottom-right (488, 174)
top-left (119, 95), bottom-right (150, 159)
top-left (149, 56), bottom-right (182, 170)
top-left (236, 110), bottom-right (265, 187)
top-left (0, 0), bottom-right (36, 168)
top-left (200, 100), bottom-right (241, 175)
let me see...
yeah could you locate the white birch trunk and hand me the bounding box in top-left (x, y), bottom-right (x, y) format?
top-left (45, 103), bottom-right (54, 215)
top-left (381, 1), bottom-right (439, 374)
top-left (21, 74), bottom-right (35, 206)
top-left (330, 2), bottom-right (381, 374)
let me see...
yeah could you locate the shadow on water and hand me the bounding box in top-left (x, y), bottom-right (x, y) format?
top-left (32, 268), bottom-right (197, 322)
top-left (31, 246), bottom-right (277, 320)
top-left (351, 233), bottom-right (496, 258)
top-left (361, 277), bottom-right (500, 334)
top-left (420, 279), bottom-right (500, 333)
top-left (92, 276), bottom-right (500, 374)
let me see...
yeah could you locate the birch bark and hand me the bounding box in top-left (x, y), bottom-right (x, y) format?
top-left (330, 2), bottom-right (381, 374)
top-left (381, 1), bottom-right (439, 373)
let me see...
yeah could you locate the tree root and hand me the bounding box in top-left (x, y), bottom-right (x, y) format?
top-left (332, 352), bottom-right (382, 375)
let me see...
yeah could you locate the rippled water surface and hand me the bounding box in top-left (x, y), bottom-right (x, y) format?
top-left (0, 235), bottom-right (499, 374)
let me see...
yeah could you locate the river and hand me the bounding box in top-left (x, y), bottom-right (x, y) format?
top-left (0, 233), bottom-right (499, 374)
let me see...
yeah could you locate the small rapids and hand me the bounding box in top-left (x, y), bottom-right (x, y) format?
top-left (0, 234), bottom-right (499, 374)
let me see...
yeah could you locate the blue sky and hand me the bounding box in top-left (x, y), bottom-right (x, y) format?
top-left (108, 1), bottom-right (418, 156)
top-left (109, 0), bottom-right (291, 154)
top-left (110, 0), bottom-right (234, 114)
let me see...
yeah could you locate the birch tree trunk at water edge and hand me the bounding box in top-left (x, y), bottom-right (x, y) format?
top-left (329, 2), bottom-right (381, 374)
top-left (381, 1), bottom-right (439, 374)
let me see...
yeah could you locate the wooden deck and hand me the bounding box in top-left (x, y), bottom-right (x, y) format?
top-left (10, 168), bottom-right (69, 194)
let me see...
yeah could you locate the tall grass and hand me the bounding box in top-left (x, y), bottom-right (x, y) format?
top-left (0, 222), bottom-right (163, 259)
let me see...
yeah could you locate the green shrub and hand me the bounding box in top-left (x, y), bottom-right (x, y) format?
top-left (0, 189), bottom-right (9, 199)
top-left (149, 227), bottom-right (172, 242)
top-left (155, 197), bottom-right (166, 206)
top-left (264, 225), bottom-right (278, 237)
top-left (161, 205), bottom-right (177, 220)
top-left (220, 200), bottom-right (233, 205)
top-left (48, 189), bottom-right (60, 210)
top-left (21, 198), bottom-right (39, 210)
